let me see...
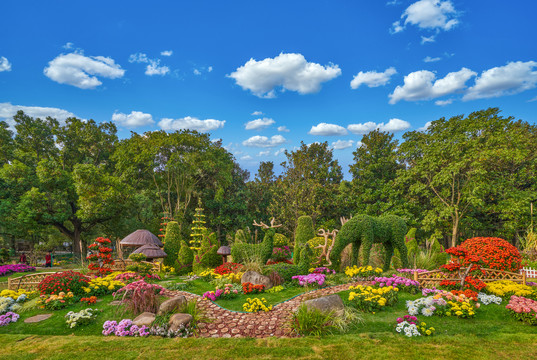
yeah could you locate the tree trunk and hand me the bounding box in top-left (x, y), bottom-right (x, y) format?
top-left (451, 212), bottom-right (460, 248)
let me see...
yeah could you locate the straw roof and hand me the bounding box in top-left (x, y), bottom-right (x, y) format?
top-left (120, 229), bottom-right (163, 247)
top-left (131, 244), bottom-right (168, 259)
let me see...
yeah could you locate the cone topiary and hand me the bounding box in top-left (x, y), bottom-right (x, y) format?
top-left (163, 221), bottom-right (181, 268)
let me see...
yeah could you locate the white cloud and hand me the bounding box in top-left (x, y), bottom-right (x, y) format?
top-left (241, 155), bottom-right (253, 161)
top-left (435, 99), bottom-right (453, 106)
top-left (158, 116), bottom-right (225, 132)
top-left (308, 123), bottom-right (348, 136)
top-left (0, 102), bottom-right (77, 126)
top-left (350, 67), bottom-right (397, 89)
top-left (464, 61), bottom-right (537, 100)
top-left (0, 57), bottom-right (11, 72)
top-left (242, 135), bottom-right (286, 148)
top-left (277, 125), bottom-right (290, 132)
top-left (208, 66), bottom-right (213, 72)
top-left (44, 53), bottom-right (125, 89)
top-left (193, 69), bottom-right (201, 75)
top-left (424, 56), bottom-right (441, 63)
top-left (129, 53), bottom-right (149, 63)
top-left (63, 42), bottom-right (74, 50)
top-left (257, 150), bottom-right (270, 157)
top-left (418, 121), bottom-right (432, 131)
top-left (421, 35), bottom-right (436, 44)
top-left (389, 68), bottom-right (476, 104)
top-left (348, 118), bottom-right (411, 134)
top-left (245, 117), bottom-right (275, 130)
top-left (529, 96), bottom-right (537, 102)
top-left (394, 0), bottom-right (459, 33)
top-left (275, 148), bottom-right (286, 156)
top-left (228, 53), bottom-right (341, 98)
top-left (332, 139), bottom-right (354, 150)
top-left (161, 50), bottom-right (173, 57)
top-left (112, 111), bottom-right (154, 127)
top-left (145, 59), bottom-right (169, 76)
top-left (251, 111), bottom-right (263, 116)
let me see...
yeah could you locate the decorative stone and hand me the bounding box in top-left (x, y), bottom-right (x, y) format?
top-left (158, 296), bottom-right (187, 315)
top-left (133, 312), bottom-right (156, 327)
top-left (169, 313), bottom-right (193, 332)
top-left (303, 294), bottom-right (344, 316)
top-left (241, 270), bottom-right (273, 289)
top-left (24, 314), bottom-right (52, 323)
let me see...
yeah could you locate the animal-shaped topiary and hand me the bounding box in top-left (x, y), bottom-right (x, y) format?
top-left (231, 218), bottom-right (282, 264)
top-left (293, 216), bottom-right (315, 263)
top-left (329, 214), bottom-right (409, 272)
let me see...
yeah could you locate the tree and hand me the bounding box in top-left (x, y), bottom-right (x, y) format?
top-left (0, 121), bottom-right (14, 165)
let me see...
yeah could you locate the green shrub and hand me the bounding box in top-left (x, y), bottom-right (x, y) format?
top-left (163, 221), bottom-right (182, 268)
top-left (192, 231), bottom-right (220, 273)
top-left (306, 236), bottom-right (332, 266)
top-left (176, 239), bottom-right (194, 275)
top-left (235, 229), bottom-right (250, 244)
top-left (274, 233), bottom-right (290, 247)
top-left (231, 228), bottom-right (275, 265)
top-left (129, 253), bottom-right (147, 262)
top-left (264, 244), bottom-right (312, 281)
top-left (294, 216), bottom-right (315, 263)
top-left (289, 303), bottom-right (336, 336)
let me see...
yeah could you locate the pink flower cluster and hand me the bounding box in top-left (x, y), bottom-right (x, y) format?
top-left (312, 267), bottom-right (336, 275)
top-left (202, 289), bottom-right (223, 301)
top-left (0, 312), bottom-right (19, 326)
top-left (102, 319), bottom-right (149, 336)
top-left (396, 315), bottom-right (418, 325)
top-left (372, 276), bottom-right (419, 288)
top-left (113, 280), bottom-right (165, 296)
top-left (506, 296), bottom-right (537, 314)
top-left (0, 264), bottom-right (35, 277)
top-left (397, 268), bottom-right (428, 274)
top-left (292, 273), bottom-right (326, 287)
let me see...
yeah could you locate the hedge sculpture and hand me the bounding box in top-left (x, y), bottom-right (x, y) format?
top-left (163, 221), bottom-right (182, 267)
top-left (192, 230), bottom-right (221, 273)
top-left (293, 216), bottom-right (315, 263)
top-left (329, 214), bottom-right (409, 271)
top-left (176, 238), bottom-right (194, 275)
top-left (231, 218), bottom-right (282, 264)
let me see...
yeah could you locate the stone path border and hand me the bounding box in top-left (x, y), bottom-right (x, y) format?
top-left (164, 281), bottom-right (368, 338)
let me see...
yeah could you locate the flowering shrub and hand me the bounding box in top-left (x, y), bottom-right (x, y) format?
top-left (38, 271), bottom-right (89, 296)
top-left (87, 237), bottom-right (114, 276)
top-left (150, 322), bottom-right (193, 338)
top-left (506, 295), bottom-right (537, 325)
top-left (80, 296), bottom-right (97, 305)
top-left (395, 321), bottom-right (421, 337)
top-left (242, 282), bottom-right (265, 294)
top-left (242, 297), bottom-right (272, 312)
top-left (0, 289), bottom-right (34, 301)
top-left (348, 285), bottom-right (399, 312)
top-left (114, 280), bottom-right (165, 314)
top-left (407, 291), bottom-right (477, 318)
top-left (450, 289), bottom-right (478, 301)
top-left (478, 293), bottom-right (502, 305)
top-left (292, 273), bottom-right (326, 287)
top-left (102, 319), bottom-right (150, 336)
top-left (0, 264), bottom-right (35, 277)
top-left (372, 276), bottom-right (419, 294)
top-left (200, 268), bottom-right (243, 284)
top-left (202, 289), bottom-right (223, 301)
top-left (82, 273), bottom-right (125, 296)
top-left (485, 280), bottom-right (537, 300)
top-left (345, 265), bottom-right (382, 279)
top-left (38, 292), bottom-right (76, 310)
top-left (0, 296), bottom-right (23, 314)
top-left (266, 285), bottom-right (284, 293)
top-left (310, 267), bottom-right (336, 275)
top-left (114, 272), bottom-right (143, 283)
top-left (214, 262), bottom-right (244, 275)
top-left (421, 287), bottom-right (440, 297)
top-left (0, 312), bottom-right (19, 327)
top-left (272, 246), bottom-right (292, 261)
top-left (395, 317), bottom-right (435, 337)
top-left (65, 308), bottom-right (99, 328)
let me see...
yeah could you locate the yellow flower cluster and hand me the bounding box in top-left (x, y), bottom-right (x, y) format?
top-left (433, 293), bottom-right (476, 318)
top-left (345, 265), bottom-right (382, 278)
top-left (0, 288), bottom-right (35, 300)
top-left (43, 291), bottom-right (74, 303)
top-left (218, 272), bottom-right (243, 283)
top-left (199, 269), bottom-right (216, 278)
top-left (82, 272), bottom-right (125, 294)
top-left (242, 297), bottom-right (273, 312)
top-left (486, 280), bottom-right (536, 298)
top-left (156, 262), bottom-right (175, 274)
top-left (348, 285), bottom-right (398, 312)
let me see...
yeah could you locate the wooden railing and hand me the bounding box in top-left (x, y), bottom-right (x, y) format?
top-left (8, 271), bottom-right (68, 291)
top-left (414, 267), bottom-right (526, 288)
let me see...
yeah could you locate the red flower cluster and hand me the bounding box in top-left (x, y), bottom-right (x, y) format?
top-left (242, 282), bottom-right (265, 294)
top-left (80, 296), bottom-right (97, 304)
top-left (87, 237), bottom-right (115, 275)
top-left (266, 259), bottom-right (293, 265)
top-left (214, 262), bottom-right (244, 275)
top-left (450, 289), bottom-right (478, 301)
top-left (38, 271), bottom-right (89, 296)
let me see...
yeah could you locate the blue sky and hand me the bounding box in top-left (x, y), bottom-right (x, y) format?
top-left (1, 0), bottom-right (536, 178)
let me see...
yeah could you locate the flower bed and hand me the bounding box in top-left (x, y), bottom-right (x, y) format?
top-left (310, 267), bottom-right (336, 275)
top-left (38, 271), bottom-right (89, 296)
top-left (0, 289), bottom-right (34, 300)
top-left (82, 273), bottom-right (125, 296)
top-left (0, 312), bottom-right (19, 327)
top-left (242, 282), bottom-right (265, 294)
top-left (477, 293), bottom-right (502, 305)
top-left (372, 276), bottom-right (419, 294)
top-left (395, 315), bottom-right (435, 337)
top-left (214, 263), bottom-right (244, 275)
top-left (242, 297), bottom-right (272, 312)
top-left (485, 280), bottom-right (537, 300)
top-left (406, 291), bottom-right (477, 318)
top-left (102, 319), bottom-right (150, 336)
top-left (65, 308), bottom-right (99, 328)
top-left (345, 265), bottom-right (382, 279)
top-left (348, 285), bottom-right (399, 312)
top-left (506, 295), bottom-right (537, 325)
top-left (0, 264), bottom-right (35, 277)
top-left (292, 273), bottom-right (326, 287)
top-left (38, 292), bottom-right (76, 310)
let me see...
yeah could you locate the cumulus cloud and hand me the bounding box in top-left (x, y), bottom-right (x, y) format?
top-left (43, 53), bottom-right (125, 89)
top-left (251, 111), bottom-right (263, 116)
top-left (228, 53), bottom-right (341, 98)
top-left (424, 56), bottom-right (441, 63)
top-left (0, 57), bottom-right (11, 72)
top-left (158, 116), bottom-right (225, 132)
top-left (257, 150), bottom-right (270, 157)
top-left (348, 118), bottom-right (411, 134)
top-left (112, 111), bottom-right (154, 127)
top-left (63, 42), bottom-right (74, 50)
top-left (193, 69), bottom-right (201, 75)
top-left (421, 35), bottom-right (436, 44)
top-left (350, 67), bottom-right (397, 89)
top-left (308, 123), bottom-right (348, 136)
top-left (331, 139), bottom-right (354, 150)
top-left (145, 59), bottom-right (169, 76)
top-left (392, 0), bottom-right (459, 34)
top-left (464, 61), bottom-right (537, 100)
top-left (275, 148), bottom-right (286, 156)
top-left (245, 117), bottom-right (275, 130)
top-left (242, 135), bottom-right (286, 148)
top-left (435, 99), bottom-right (453, 106)
top-left (389, 68), bottom-right (476, 104)
top-left (129, 53), bottom-right (149, 63)
top-left (161, 50), bottom-right (173, 56)
top-left (241, 155), bottom-right (253, 161)
top-left (418, 121), bottom-right (432, 131)
top-left (0, 102), bottom-right (78, 127)
top-left (277, 126), bottom-right (290, 132)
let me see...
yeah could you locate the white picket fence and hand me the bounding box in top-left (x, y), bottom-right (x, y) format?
top-left (520, 267), bottom-right (537, 279)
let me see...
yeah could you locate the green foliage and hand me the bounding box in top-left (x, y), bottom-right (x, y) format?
top-left (289, 303), bottom-right (337, 336)
top-left (163, 221), bottom-right (181, 267)
top-left (230, 227), bottom-right (275, 265)
top-left (176, 239), bottom-right (194, 275)
top-left (192, 231), bottom-right (220, 273)
top-left (0, 248), bottom-right (9, 263)
top-left (273, 233), bottom-right (289, 247)
top-left (306, 236), bottom-right (332, 266)
top-left (330, 214), bottom-right (408, 271)
top-left (190, 199), bottom-right (206, 251)
top-left (234, 229), bottom-right (250, 244)
top-left (294, 216), bottom-right (315, 263)
top-left (128, 253), bottom-right (147, 262)
top-left (264, 244), bottom-right (312, 281)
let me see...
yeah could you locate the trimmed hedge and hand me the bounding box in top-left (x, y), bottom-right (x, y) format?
top-left (163, 221), bottom-right (181, 268)
top-left (294, 216), bottom-right (315, 264)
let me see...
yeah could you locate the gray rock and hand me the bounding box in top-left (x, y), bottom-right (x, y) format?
top-left (132, 312), bottom-right (156, 327)
top-left (304, 294), bottom-right (344, 316)
top-left (241, 270), bottom-right (273, 289)
top-left (169, 313), bottom-right (193, 332)
top-left (158, 296), bottom-right (187, 315)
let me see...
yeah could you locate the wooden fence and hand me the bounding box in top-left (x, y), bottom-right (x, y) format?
top-left (414, 267), bottom-right (526, 288)
top-left (8, 271), bottom-right (67, 291)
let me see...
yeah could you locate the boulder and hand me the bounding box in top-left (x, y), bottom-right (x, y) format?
top-left (241, 270), bottom-right (273, 290)
top-left (158, 296), bottom-right (187, 315)
top-left (168, 313), bottom-right (193, 332)
top-left (132, 312), bottom-right (156, 327)
top-left (303, 294), bottom-right (344, 316)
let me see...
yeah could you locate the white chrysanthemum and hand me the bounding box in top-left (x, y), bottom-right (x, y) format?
top-left (422, 307), bottom-right (434, 316)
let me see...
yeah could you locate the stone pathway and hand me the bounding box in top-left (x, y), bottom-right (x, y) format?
top-left (24, 314), bottom-right (52, 323)
top-left (164, 281), bottom-right (367, 338)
